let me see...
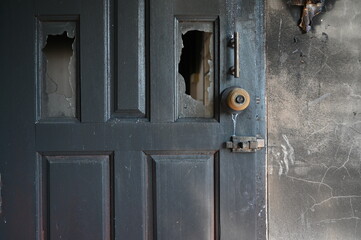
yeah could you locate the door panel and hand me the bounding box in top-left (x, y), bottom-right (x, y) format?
top-left (36, 0), bottom-right (108, 122)
top-left (150, 0), bottom-right (221, 123)
top-left (113, 0), bottom-right (146, 118)
top-left (40, 155), bottom-right (111, 240)
top-left (0, 0), bottom-right (266, 239)
top-left (150, 153), bottom-right (216, 240)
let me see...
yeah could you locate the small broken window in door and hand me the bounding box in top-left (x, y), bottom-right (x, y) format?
top-left (177, 21), bottom-right (214, 119)
top-left (38, 20), bottom-right (78, 119)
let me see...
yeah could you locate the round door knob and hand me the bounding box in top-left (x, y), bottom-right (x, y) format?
top-left (222, 87), bottom-right (250, 112)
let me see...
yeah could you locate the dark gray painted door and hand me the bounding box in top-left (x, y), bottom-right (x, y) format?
top-left (0, 0), bottom-right (266, 239)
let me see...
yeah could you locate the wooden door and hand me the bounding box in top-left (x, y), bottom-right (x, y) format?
top-left (0, 0), bottom-right (266, 239)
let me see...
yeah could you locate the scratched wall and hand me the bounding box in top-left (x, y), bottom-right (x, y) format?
top-left (267, 0), bottom-right (361, 239)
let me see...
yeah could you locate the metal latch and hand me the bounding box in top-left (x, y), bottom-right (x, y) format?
top-left (226, 136), bottom-right (265, 153)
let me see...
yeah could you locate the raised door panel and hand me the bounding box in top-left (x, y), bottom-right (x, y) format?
top-left (112, 0), bottom-right (147, 118)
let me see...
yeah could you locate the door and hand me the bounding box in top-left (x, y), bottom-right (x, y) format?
top-left (0, 0), bottom-right (266, 239)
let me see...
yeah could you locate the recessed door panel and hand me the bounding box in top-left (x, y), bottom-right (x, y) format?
top-left (150, 153), bottom-right (217, 240)
top-left (39, 155), bottom-right (112, 240)
top-left (36, 0), bottom-right (109, 122)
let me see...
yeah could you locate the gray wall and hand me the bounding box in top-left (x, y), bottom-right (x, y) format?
top-left (267, 1), bottom-right (361, 239)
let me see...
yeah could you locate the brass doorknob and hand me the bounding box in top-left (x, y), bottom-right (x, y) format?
top-left (222, 87), bottom-right (250, 112)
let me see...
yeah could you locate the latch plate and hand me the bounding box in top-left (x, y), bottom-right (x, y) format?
top-left (226, 136), bottom-right (265, 153)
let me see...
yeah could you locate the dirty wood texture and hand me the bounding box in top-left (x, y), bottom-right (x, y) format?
top-left (267, 0), bottom-right (361, 239)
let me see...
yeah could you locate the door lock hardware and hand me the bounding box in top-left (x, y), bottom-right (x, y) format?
top-left (226, 136), bottom-right (265, 152)
top-left (229, 32), bottom-right (239, 77)
top-left (222, 86), bottom-right (250, 113)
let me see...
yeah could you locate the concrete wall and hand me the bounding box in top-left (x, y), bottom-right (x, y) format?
top-left (267, 1), bottom-right (361, 239)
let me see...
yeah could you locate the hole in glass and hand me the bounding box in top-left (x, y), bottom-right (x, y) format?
top-left (178, 29), bottom-right (214, 118)
top-left (42, 31), bottom-right (76, 118)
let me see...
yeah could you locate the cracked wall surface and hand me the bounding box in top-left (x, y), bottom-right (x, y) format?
top-left (267, 0), bottom-right (361, 239)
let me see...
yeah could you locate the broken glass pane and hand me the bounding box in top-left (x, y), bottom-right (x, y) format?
top-left (39, 21), bottom-right (78, 119)
top-left (177, 21), bottom-right (214, 119)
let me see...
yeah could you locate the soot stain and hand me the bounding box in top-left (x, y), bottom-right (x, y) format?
top-left (284, 0), bottom-right (338, 33)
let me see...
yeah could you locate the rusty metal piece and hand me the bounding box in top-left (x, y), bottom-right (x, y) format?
top-left (226, 136), bottom-right (265, 153)
top-left (289, 0), bottom-right (325, 33)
